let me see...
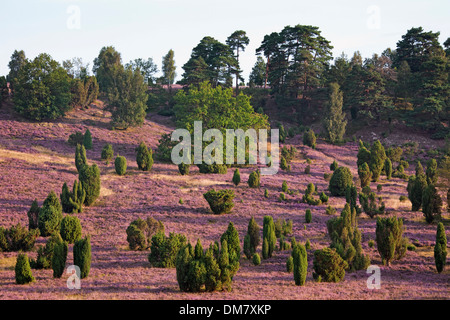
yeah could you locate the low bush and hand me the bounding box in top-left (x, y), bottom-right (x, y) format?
top-left (149, 232), bottom-right (187, 268)
top-left (312, 247), bottom-right (348, 283)
top-left (203, 189), bottom-right (235, 215)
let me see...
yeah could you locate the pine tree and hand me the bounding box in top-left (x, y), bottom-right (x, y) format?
top-left (426, 159), bottom-right (438, 185)
top-left (73, 236), bottom-right (91, 279)
top-left (38, 191), bottom-right (63, 237)
top-left (27, 199), bottom-right (40, 230)
top-left (75, 144), bottom-right (87, 172)
top-left (292, 243), bottom-right (307, 286)
top-left (323, 83), bottom-right (347, 144)
top-left (52, 238), bottom-right (68, 278)
top-left (422, 184), bottom-right (443, 223)
top-left (369, 140), bottom-right (386, 182)
top-left (375, 216), bottom-right (407, 266)
top-left (79, 164), bottom-right (101, 206)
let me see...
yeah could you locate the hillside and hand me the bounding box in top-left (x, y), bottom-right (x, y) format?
top-left (0, 101), bottom-right (448, 300)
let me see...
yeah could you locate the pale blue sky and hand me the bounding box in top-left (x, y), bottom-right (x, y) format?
top-left (1, 0), bottom-right (449, 82)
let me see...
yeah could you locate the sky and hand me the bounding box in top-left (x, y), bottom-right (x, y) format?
top-left (1, 0), bottom-right (449, 82)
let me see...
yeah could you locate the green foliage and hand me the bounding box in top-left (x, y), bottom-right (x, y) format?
top-left (280, 157), bottom-right (288, 171)
top-left (149, 232), bottom-right (187, 268)
top-left (282, 180), bottom-right (288, 193)
top-left (232, 169), bottom-right (241, 186)
top-left (368, 240), bottom-right (375, 248)
top-left (326, 205), bottom-right (337, 215)
top-left (286, 256), bottom-right (294, 273)
top-left (369, 140), bottom-right (386, 182)
top-left (0, 223), bottom-right (39, 252)
top-left (38, 191), bottom-right (63, 237)
top-left (426, 159), bottom-right (438, 185)
top-left (75, 144), bottom-right (87, 173)
top-left (359, 189), bottom-right (385, 218)
top-left (407, 173), bottom-right (427, 211)
top-left (68, 132), bottom-right (84, 147)
top-left (60, 180), bottom-right (85, 214)
top-left (83, 129), bottom-right (92, 150)
top-left (358, 162), bottom-right (372, 188)
top-left (106, 66), bottom-right (148, 129)
top-left (304, 165), bottom-right (311, 174)
top-left (115, 156), bottom-right (127, 175)
top-left (73, 236), bottom-right (91, 279)
top-left (244, 217), bottom-right (260, 259)
top-left (51, 238), bottom-right (68, 278)
top-left (101, 144), bottom-right (114, 162)
top-left (247, 169), bottom-right (261, 188)
top-left (303, 129), bottom-right (317, 149)
top-left (375, 216), bottom-right (408, 266)
top-left (60, 216), bottom-right (82, 244)
top-left (326, 203), bottom-right (370, 271)
top-left (13, 53), bottom-right (72, 121)
top-left (178, 163), bottom-right (190, 176)
top-left (252, 253), bottom-right (261, 266)
top-left (264, 188), bottom-right (269, 198)
top-left (30, 234), bottom-right (61, 269)
top-left (70, 76), bottom-right (99, 109)
top-left (345, 185), bottom-right (358, 211)
top-left (329, 166), bottom-right (353, 196)
top-left (384, 158), bottom-right (392, 180)
top-left (262, 216), bottom-right (277, 259)
top-left (155, 133), bottom-right (177, 162)
top-left (220, 222), bottom-right (241, 264)
top-left (305, 209), bottom-right (312, 223)
top-left (330, 160), bottom-right (338, 171)
top-left (279, 192), bottom-right (287, 202)
top-left (78, 164), bottom-right (101, 206)
top-left (15, 254), bottom-right (35, 285)
top-left (126, 217), bottom-right (164, 251)
top-left (93, 46), bottom-right (122, 93)
top-left (434, 222), bottom-right (447, 273)
top-left (292, 242), bottom-right (308, 286)
top-left (203, 189), bottom-right (235, 215)
top-left (136, 142), bottom-right (153, 171)
top-left (27, 199), bottom-right (40, 230)
top-left (422, 184), bottom-right (443, 223)
top-left (323, 83), bottom-right (347, 144)
top-left (320, 192), bottom-right (329, 203)
top-left (312, 247), bottom-right (347, 283)
top-left (197, 163), bottom-right (228, 174)
top-left (357, 141), bottom-right (371, 169)
top-left (386, 146), bottom-right (403, 163)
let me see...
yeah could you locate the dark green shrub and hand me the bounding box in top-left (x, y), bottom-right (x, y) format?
top-left (264, 188), bottom-right (269, 198)
top-left (79, 164), bottom-right (101, 206)
top-left (286, 256), bottom-right (294, 273)
top-left (83, 128), bottom-right (92, 150)
top-left (101, 144), bottom-right (114, 162)
top-left (148, 232), bottom-right (187, 268)
top-left (330, 160), bottom-right (338, 171)
top-left (279, 192), bottom-right (286, 202)
top-left (326, 204), bottom-right (370, 271)
top-left (407, 174), bottom-right (427, 211)
top-left (426, 159), bottom-right (438, 185)
top-left (232, 169), bottom-right (240, 186)
top-left (292, 242), bottom-right (307, 286)
top-left (115, 156), bottom-right (127, 175)
top-left (248, 169), bottom-right (261, 188)
top-left (73, 236), bottom-right (91, 279)
top-left (304, 165), bottom-right (311, 174)
top-left (345, 185), bottom-right (358, 210)
top-left (326, 205), bottom-right (337, 215)
top-left (51, 238), bottom-right (68, 278)
top-left (320, 192), bottom-right (329, 203)
top-left (38, 191), bottom-right (63, 237)
top-left (252, 253), bottom-right (261, 266)
top-left (399, 195), bottom-right (408, 202)
top-left (27, 199), bottom-right (40, 230)
top-left (197, 163), bottom-right (228, 174)
top-left (303, 129), bottom-right (316, 149)
top-left (329, 166), bottom-right (353, 196)
top-left (377, 184), bottom-right (382, 192)
top-left (75, 144), bottom-right (87, 172)
top-left (2, 223), bottom-right (39, 252)
top-left (262, 216), bottom-right (276, 259)
top-left (203, 189), bottom-right (235, 215)
top-left (280, 157), bottom-right (288, 171)
top-left (68, 132), bottom-right (84, 147)
top-left (155, 133), bottom-right (176, 162)
top-left (434, 222), bottom-right (447, 273)
top-left (312, 248), bottom-right (348, 283)
top-left (415, 161), bottom-right (424, 176)
top-left (324, 172), bottom-right (332, 181)
top-left (305, 239), bottom-right (311, 250)
top-left (422, 184), bottom-right (443, 223)
top-left (368, 240), bottom-right (374, 248)
top-left (61, 180), bottom-right (85, 214)
top-left (385, 158), bottom-right (392, 180)
top-left (358, 162), bottom-right (372, 188)
top-left (15, 253), bottom-right (35, 284)
top-left (357, 140), bottom-right (371, 169)
top-left (220, 222), bottom-right (241, 264)
top-left (281, 180), bottom-right (288, 193)
top-left (126, 219), bottom-right (148, 251)
top-left (136, 141), bottom-right (153, 171)
top-left (369, 140), bottom-right (386, 182)
top-left (386, 146), bottom-right (403, 163)
top-left (60, 216), bottom-right (82, 244)
top-left (305, 209), bottom-right (312, 223)
top-left (30, 234), bottom-right (61, 269)
top-left (244, 217), bottom-right (260, 258)
top-left (178, 163), bottom-right (190, 175)
top-left (375, 216), bottom-right (407, 266)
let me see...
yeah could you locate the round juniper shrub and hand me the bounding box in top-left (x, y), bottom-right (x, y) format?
top-left (305, 209), bottom-right (312, 223)
top-left (312, 247), bottom-right (348, 283)
top-left (60, 216), bottom-right (82, 244)
top-left (115, 156), bottom-right (127, 176)
top-left (101, 143), bottom-right (114, 162)
top-left (329, 166), bottom-right (353, 196)
top-left (203, 189), bottom-right (235, 215)
top-left (252, 253), bottom-right (261, 266)
top-left (15, 253), bottom-right (35, 285)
